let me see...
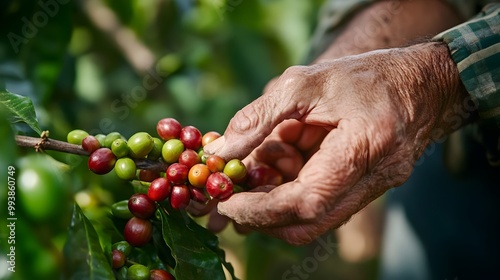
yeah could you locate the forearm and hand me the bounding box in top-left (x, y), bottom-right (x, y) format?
top-left (314, 0), bottom-right (463, 62)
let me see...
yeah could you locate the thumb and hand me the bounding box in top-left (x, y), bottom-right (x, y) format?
top-left (204, 82), bottom-right (301, 160)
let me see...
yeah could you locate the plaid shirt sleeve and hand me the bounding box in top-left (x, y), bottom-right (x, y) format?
top-left (433, 4), bottom-right (500, 165)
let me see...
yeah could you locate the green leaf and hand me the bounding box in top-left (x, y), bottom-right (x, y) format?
top-left (159, 204), bottom-right (239, 280)
top-left (0, 89), bottom-right (41, 135)
top-left (63, 203), bottom-right (115, 280)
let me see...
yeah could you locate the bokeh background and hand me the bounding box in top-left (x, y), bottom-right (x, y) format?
top-left (0, 0), bottom-right (383, 279)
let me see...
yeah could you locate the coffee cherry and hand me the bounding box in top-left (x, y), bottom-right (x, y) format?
top-left (124, 217), bottom-right (153, 247)
top-left (223, 159), bottom-right (247, 183)
top-left (166, 163), bottom-right (189, 185)
top-left (189, 185), bottom-right (209, 204)
top-left (127, 264), bottom-right (151, 280)
top-left (157, 118), bottom-right (182, 141)
top-left (147, 137), bottom-right (164, 160)
top-left (95, 134), bottom-right (106, 147)
top-left (178, 149), bottom-right (201, 169)
top-left (206, 155), bottom-right (226, 173)
top-left (104, 132), bottom-right (124, 148)
top-left (82, 135), bottom-right (101, 153)
top-left (111, 138), bottom-right (129, 158)
top-left (138, 169), bottom-right (161, 182)
top-left (128, 193), bottom-right (156, 219)
top-left (112, 241), bottom-right (132, 256)
top-left (128, 132), bottom-right (154, 158)
top-left (114, 158), bottom-right (136, 181)
top-left (150, 269), bottom-right (175, 280)
top-left (148, 178), bottom-right (171, 202)
top-left (111, 200), bottom-right (134, 219)
top-left (170, 185), bottom-right (191, 210)
top-left (179, 125), bottom-right (202, 151)
top-left (205, 172), bottom-right (234, 200)
top-left (202, 131), bottom-right (221, 146)
top-left (246, 165), bottom-right (283, 189)
top-left (162, 139), bottom-right (184, 163)
top-left (67, 129), bottom-right (89, 145)
top-left (88, 148), bottom-right (116, 174)
top-left (188, 163), bottom-right (210, 188)
top-left (112, 249), bottom-right (126, 269)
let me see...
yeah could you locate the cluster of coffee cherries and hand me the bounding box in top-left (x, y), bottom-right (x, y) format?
top-left (109, 194), bottom-right (175, 279)
top-left (67, 118), bottom-right (248, 210)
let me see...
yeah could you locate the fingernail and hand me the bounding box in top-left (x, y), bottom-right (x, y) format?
top-left (204, 136), bottom-right (226, 155)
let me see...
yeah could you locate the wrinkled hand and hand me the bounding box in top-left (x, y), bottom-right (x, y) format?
top-left (204, 42), bottom-right (469, 245)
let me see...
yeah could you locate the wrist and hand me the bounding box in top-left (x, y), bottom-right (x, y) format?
top-left (393, 42), bottom-right (473, 143)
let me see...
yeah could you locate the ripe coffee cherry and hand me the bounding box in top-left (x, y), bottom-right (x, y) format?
top-left (166, 163), bottom-right (189, 185)
top-left (88, 148), bottom-right (116, 174)
top-left (112, 249), bottom-right (126, 269)
top-left (157, 118), bottom-right (182, 141)
top-left (178, 149), bottom-right (201, 169)
top-left (114, 158), bottom-right (136, 180)
top-left (124, 217), bottom-right (153, 247)
top-left (223, 159), bottom-right (247, 183)
top-left (104, 132), bottom-right (124, 148)
top-left (148, 137), bottom-right (164, 160)
top-left (138, 169), bottom-right (161, 182)
top-left (188, 163), bottom-right (210, 188)
top-left (162, 139), bottom-right (184, 163)
top-left (205, 172), bottom-right (234, 200)
top-left (189, 185), bottom-right (209, 204)
top-left (67, 129), bottom-right (89, 145)
top-left (148, 178), bottom-right (171, 202)
top-left (179, 125), bottom-right (202, 151)
top-left (127, 264), bottom-right (151, 280)
top-left (82, 135), bottom-right (101, 153)
top-left (128, 193), bottom-right (156, 219)
top-left (112, 241), bottom-right (132, 256)
top-left (202, 131), bottom-right (221, 146)
top-left (150, 269), bottom-right (175, 280)
top-left (170, 185), bottom-right (191, 209)
top-left (111, 138), bottom-right (129, 158)
top-left (246, 165), bottom-right (283, 189)
top-left (128, 132), bottom-right (154, 158)
top-left (206, 155), bottom-right (226, 173)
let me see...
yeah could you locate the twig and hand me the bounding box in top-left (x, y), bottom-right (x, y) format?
top-left (15, 135), bottom-right (168, 172)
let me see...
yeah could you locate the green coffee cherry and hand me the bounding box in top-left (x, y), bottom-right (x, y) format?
top-left (111, 200), bottom-right (134, 219)
top-left (111, 139), bottom-right (129, 158)
top-left (128, 132), bottom-right (154, 158)
top-left (67, 129), bottom-right (89, 145)
top-left (114, 158), bottom-right (136, 180)
top-left (104, 132), bottom-right (124, 148)
top-left (147, 137), bottom-right (163, 160)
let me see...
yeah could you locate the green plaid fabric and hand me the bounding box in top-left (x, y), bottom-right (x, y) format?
top-left (434, 4), bottom-right (500, 127)
top-left (433, 4), bottom-right (500, 165)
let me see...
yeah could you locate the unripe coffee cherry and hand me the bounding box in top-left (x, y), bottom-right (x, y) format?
top-left (162, 139), bottom-right (184, 163)
top-left (127, 264), bottom-right (151, 280)
top-left (223, 159), bottom-right (247, 183)
top-left (67, 129), bottom-right (89, 145)
top-left (128, 132), bottom-right (154, 158)
top-left (114, 158), bottom-right (136, 180)
top-left (111, 138), bottom-right (129, 158)
top-left (104, 132), bottom-right (124, 148)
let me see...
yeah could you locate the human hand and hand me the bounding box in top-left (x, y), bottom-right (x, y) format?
top-left (204, 42), bottom-right (469, 245)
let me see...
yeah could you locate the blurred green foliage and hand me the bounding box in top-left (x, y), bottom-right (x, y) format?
top-left (1, 0), bottom-right (379, 279)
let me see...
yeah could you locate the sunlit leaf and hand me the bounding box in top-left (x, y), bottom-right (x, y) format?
top-left (0, 89), bottom-right (41, 135)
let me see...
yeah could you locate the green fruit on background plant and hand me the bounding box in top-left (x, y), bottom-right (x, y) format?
top-left (67, 129), bottom-right (89, 145)
top-left (114, 157), bottom-right (137, 180)
top-left (128, 132), bottom-right (154, 158)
